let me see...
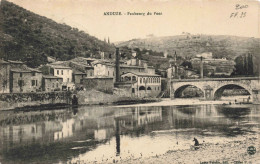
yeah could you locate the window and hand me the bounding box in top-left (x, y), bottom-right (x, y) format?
top-left (61, 70), bottom-right (63, 75)
top-left (52, 83), bottom-right (55, 88)
top-left (67, 78), bottom-right (70, 82)
top-left (18, 80), bottom-right (24, 87)
top-left (108, 71), bottom-right (109, 76)
top-left (56, 83), bottom-right (59, 88)
top-left (20, 73), bottom-right (22, 77)
top-left (32, 72), bottom-right (36, 76)
top-left (36, 80), bottom-right (38, 86)
top-left (113, 72), bottom-right (114, 76)
top-left (32, 80), bottom-right (35, 86)
top-left (57, 70), bottom-right (59, 75)
top-left (140, 78), bottom-right (142, 83)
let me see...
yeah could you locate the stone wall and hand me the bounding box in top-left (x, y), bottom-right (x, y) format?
top-left (0, 91), bottom-right (71, 110)
top-left (77, 90), bottom-right (121, 105)
top-left (83, 77), bottom-right (114, 93)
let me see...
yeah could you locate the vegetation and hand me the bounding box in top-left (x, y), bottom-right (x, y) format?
top-left (0, 0), bottom-right (115, 68)
top-left (117, 35), bottom-right (260, 75)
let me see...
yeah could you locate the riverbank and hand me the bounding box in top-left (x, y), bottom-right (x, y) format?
top-left (111, 134), bottom-right (260, 164)
top-left (115, 98), bottom-right (230, 108)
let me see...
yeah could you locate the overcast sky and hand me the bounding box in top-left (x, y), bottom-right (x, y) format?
top-left (8, 0), bottom-right (260, 42)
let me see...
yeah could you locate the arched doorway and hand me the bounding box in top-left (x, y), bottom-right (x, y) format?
top-left (139, 86), bottom-right (145, 90)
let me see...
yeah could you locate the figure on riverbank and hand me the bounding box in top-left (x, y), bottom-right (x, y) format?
top-left (72, 95), bottom-right (78, 106)
top-left (193, 137), bottom-right (199, 150)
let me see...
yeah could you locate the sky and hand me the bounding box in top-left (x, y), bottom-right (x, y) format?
top-left (7, 0), bottom-right (260, 42)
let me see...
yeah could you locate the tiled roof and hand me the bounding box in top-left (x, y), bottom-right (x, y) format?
top-left (48, 64), bottom-right (71, 69)
top-left (84, 76), bottom-right (113, 79)
top-left (43, 75), bottom-right (62, 79)
top-left (11, 68), bottom-right (41, 73)
top-left (8, 60), bottom-right (24, 64)
top-left (0, 59), bottom-right (9, 64)
top-left (121, 72), bottom-right (161, 77)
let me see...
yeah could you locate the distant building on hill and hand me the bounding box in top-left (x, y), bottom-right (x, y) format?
top-left (191, 53), bottom-right (235, 77)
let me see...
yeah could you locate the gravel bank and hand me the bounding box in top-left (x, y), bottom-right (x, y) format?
top-left (111, 135), bottom-right (259, 164)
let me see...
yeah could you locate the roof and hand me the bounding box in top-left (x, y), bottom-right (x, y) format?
top-left (84, 76), bottom-right (114, 79)
top-left (11, 67), bottom-right (42, 73)
top-left (43, 75), bottom-right (63, 79)
top-left (0, 59), bottom-right (9, 64)
top-left (48, 64), bottom-right (72, 69)
top-left (121, 72), bottom-right (161, 77)
top-left (73, 70), bottom-right (86, 75)
top-left (8, 60), bottom-right (24, 64)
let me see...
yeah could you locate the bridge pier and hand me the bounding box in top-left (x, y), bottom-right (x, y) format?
top-left (203, 85), bottom-right (214, 100)
top-left (252, 89), bottom-right (260, 104)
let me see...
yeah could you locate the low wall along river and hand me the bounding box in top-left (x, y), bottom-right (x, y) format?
top-left (0, 91), bottom-right (71, 110)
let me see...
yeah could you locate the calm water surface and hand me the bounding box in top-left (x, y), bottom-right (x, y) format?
top-left (0, 103), bottom-right (259, 163)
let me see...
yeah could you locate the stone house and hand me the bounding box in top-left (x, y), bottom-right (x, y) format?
top-left (10, 67), bottom-right (42, 93)
top-left (73, 70), bottom-right (87, 89)
top-left (42, 75), bottom-right (63, 92)
top-left (0, 60), bottom-right (10, 93)
top-left (83, 76), bottom-right (114, 93)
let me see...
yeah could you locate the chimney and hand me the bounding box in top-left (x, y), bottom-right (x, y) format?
top-left (115, 48), bottom-right (120, 82)
top-left (200, 56), bottom-right (203, 78)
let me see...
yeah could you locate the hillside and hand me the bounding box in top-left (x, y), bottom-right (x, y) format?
top-left (0, 0), bottom-right (115, 68)
top-left (117, 34), bottom-right (260, 74)
top-left (116, 34), bottom-right (260, 60)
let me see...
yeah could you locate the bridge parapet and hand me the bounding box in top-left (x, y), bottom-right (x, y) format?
top-left (171, 77), bottom-right (260, 104)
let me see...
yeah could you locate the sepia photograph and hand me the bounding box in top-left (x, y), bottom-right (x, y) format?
top-left (0, 0), bottom-right (259, 163)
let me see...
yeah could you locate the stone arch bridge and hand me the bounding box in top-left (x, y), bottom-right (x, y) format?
top-left (171, 77), bottom-right (260, 104)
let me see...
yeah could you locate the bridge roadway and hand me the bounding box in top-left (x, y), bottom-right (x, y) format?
top-left (171, 77), bottom-right (260, 104)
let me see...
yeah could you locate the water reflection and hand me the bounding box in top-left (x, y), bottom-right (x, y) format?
top-left (0, 104), bottom-right (259, 163)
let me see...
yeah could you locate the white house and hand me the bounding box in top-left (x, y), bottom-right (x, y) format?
top-left (48, 65), bottom-right (74, 90)
top-left (121, 72), bottom-right (161, 98)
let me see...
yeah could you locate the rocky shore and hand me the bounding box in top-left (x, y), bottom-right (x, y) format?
top-left (115, 135), bottom-right (259, 164)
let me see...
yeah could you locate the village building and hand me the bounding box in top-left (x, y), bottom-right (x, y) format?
top-left (68, 57), bottom-right (95, 77)
top-left (82, 76), bottom-right (114, 93)
top-left (47, 64), bottom-right (74, 91)
top-left (167, 65), bottom-right (199, 79)
top-left (93, 58), bottom-right (155, 82)
top-left (191, 52), bottom-right (235, 77)
top-left (121, 72), bottom-right (161, 98)
top-left (42, 75), bottom-right (63, 92)
top-left (73, 70), bottom-right (86, 89)
top-left (10, 66), bottom-right (42, 93)
top-left (0, 59), bottom-right (10, 93)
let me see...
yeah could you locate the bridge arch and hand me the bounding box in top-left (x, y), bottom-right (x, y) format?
top-left (174, 84), bottom-right (204, 98)
top-left (213, 83), bottom-right (252, 100)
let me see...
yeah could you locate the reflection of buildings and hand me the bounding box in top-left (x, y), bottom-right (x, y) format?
top-left (0, 105), bottom-right (257, 163)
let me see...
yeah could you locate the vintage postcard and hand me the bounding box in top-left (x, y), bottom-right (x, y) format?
top-left (0, 0), bottom-right (259, 163)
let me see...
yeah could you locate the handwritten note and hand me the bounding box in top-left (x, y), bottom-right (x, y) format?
top-left (230, 4), bottom-right (248, 18)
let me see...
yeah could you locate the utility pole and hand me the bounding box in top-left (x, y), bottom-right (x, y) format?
top-left (200, 56), bottom-right (203, 79)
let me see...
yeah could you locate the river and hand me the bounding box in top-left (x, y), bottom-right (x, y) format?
top-left (0, 101), bottom-right (259, 164)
